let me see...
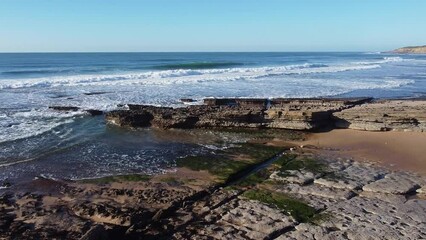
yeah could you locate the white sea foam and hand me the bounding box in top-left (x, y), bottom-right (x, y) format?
top-left (364, 52), bottom-right (382, 54)
top-left (0, 57), bottom-right (419, 145)
top-left (354, 56), bottom-right (406, 65)
top-left (0, 109), bottom-right (80, 144)
top-left (382, 56), bottom-right (404, 62)
top-left (0, 157), bottom-right (37, 168)
top-left (0, 60), bottom-right (388, 89)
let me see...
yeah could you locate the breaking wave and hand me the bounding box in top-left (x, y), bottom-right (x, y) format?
top-left (0, 60), bottom-right (391, 89)
top-left (0, 109), bottom-right (80, 144)
top-left (153, 61), bottom-right (243, 70)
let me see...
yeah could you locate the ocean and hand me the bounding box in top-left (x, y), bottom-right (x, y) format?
top-left (1, 52), bottom-right (426, 182)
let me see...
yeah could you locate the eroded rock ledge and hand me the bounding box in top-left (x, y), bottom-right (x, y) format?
top-left (106, 98), bottom-right (426, 132)
top-left (105, 98), bottom-right (372, 131)
top-left (334, 99), bottom-right (426, 132)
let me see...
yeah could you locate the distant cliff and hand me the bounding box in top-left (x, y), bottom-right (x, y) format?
top-left (392, 45), bottom-right (426, 54)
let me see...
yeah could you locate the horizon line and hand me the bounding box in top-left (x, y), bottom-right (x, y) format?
top-left (0, 50), bottom-right (385, 54)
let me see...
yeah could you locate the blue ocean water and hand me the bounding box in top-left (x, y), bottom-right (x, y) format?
top-left (1, 52), bottom-right (426, 182)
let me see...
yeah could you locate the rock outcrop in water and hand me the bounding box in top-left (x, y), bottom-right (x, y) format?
top-left (106, 98), bottom-right (373, 130)
top-left (49, 106), bottom-right (80, 112)
top-left (106, 98), bottom-right (426, 132)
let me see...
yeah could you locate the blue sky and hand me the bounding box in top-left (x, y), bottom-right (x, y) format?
top-left (0, 0), bottom-right (425, 52)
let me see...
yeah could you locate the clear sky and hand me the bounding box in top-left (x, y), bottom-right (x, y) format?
top-left (0, 0), bottom-right (425, 52)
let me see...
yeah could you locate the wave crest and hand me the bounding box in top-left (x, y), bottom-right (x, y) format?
top-left (0, 60), bottom-right (387, 89)
top-left (153, 62), bottom-right (243, 70)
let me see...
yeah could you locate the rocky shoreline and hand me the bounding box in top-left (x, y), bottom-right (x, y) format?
top-left (105, 97), bottom-right (426, 132)
top-left (1, 97), bottom-right (426, 239)
top-left (1, 137), bottom-right (425, 239)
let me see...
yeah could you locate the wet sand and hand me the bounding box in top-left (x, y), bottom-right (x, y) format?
top-left (294, 129), bottom-right (426, 174)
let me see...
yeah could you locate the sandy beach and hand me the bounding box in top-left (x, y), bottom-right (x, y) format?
top-left (295, 129), bottom-right (426, 174)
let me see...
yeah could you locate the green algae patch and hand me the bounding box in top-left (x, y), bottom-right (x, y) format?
top-left (276, 154), bottom-right (328, 177)
top-left (214, 128), bottom-right (306, 141)
top-left (176, 155), bottom-right (247, 182)
top-left (242, 189), bottom-right (316, 223)
top-left (322, 171), bottom-right (350, 182)
top-left (176, 143), bottom-right (285, 182)
top-left (159, 177), bottom-right (179, 183)
top-left (225, 143), bottom-right (283, 162)
top-left (308, 212), bottom-right (333, 225)
top-left (158, 177), bottom-right (188, 185)
top-left (273, 153), bottom-right (297, 167)
top-left (79, 174), bottom-right (151, 184)
top-left (235, 169), bottom-right (270, 187)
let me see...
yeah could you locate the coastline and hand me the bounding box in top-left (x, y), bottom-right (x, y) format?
top-left (1, 97), bottom-right (426, 239)
top-left (1, 127), bottom-right (425, 239)
top-left (1, 0), bottom-right (426, 237)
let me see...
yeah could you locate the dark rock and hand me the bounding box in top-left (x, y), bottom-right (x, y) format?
top-left (85, 109), bottom-right (104, 116)
top-left (0, 213), bottom-right (15, 232)
top-left (49, 106), bottom-right (80, 112)
top-left (80, 224), bottom-right (109, 240)
top-left (204, 98), bottom-right (267, 108)
top-left (1, 181), bottom-right (11, 188)
top-left (106, 110), bottom-right (154, 127)
top-left (83, 92), bottom-right (109, 96)
top-left (106, 97), bottom-right (375, 130)
top-left (203, 98), bottom-right (239, 106)
top-left (180, 98), bottom-right (196, 103)
top-left (8, 221), bottom-right (33, 236)
top-left (71, 200), bottom-right (142, 227)
top-left (0, 193), bottom-right (14, 206)
top-left (152, 209), bottom-right (165, 221)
